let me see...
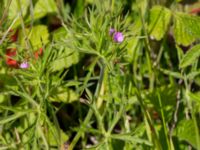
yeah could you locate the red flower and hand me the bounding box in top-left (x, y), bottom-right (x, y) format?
top-left (34, 48), bottom-right (43, 59)
top-left (6, 48), bottom-right (18, 68)
top-left (190, 8), bottom-right (200, 14)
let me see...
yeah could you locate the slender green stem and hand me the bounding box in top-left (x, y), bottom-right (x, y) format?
top-left (157, 92), bottom-right (171, 150)
top-left (135, 88), bottom-right (162, 150)
top-left (69, 58), bottom-right (106, 150)
top-left (139, 7), bottom-right (155, 91)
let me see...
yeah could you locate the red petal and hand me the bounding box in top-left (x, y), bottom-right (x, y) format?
top-left (6, 48), bottom-right (17, 56)
top-left (190, 8), bottom-right (200, 14)
top-left (34, 48), bottom-right (43, 59)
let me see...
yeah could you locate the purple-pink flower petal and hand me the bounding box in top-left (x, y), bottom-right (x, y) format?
top-left (113, 32), bottom-right (124, 43)
top-left (20, 62), bottom-right (29, 69)
top-left (109, 28), bottom-right (115, 35)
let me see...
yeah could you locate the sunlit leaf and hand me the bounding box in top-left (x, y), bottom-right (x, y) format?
top-left (32, 0), bottom-right (58, 20)
top-left (174, 12), bottom-right (200, 46)
top-left (173, 119), bottom-right (199, 149)
top-left (50, 27), bottom-right (79, 72)
top-left (180, 44), bottom-right (200, 68)
top-left (18, 25), bottom-right (49, 50)
top-left (148, 6), bottom-right (172, 40)
top-left (49, 87), bottom-right (78, 103)
top-left (5, 0), bottom-right (29, 20)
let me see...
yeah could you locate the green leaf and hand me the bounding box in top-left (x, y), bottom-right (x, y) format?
top-left (180, 44), bottom-right (200, 68)
top-left (146, 85), bottom-right (177, 122)
top-left (174, 13), bottom-right (200, 46)
top-left (47, 124), bottom-right (69, 147)
top-left (176, 45), bottom-right (184, 64)
top-left (188, 91), bottom-right (200, 113)
top-left (50, 27), bottom-right (79, 72)
top-left (32, 0), bottom-right (58, 20)
top-left (148, 6), bottom-right (172, 40)
top-left (5, 0), bottom-right (29, 20)
top-left (49, 87), bottom-right (78, 103)
top-left (127, 16), bottom-right (143, 62)
top-left (18, 25), bottom-right (49, 50)
top-left (4, 0), bottom-right (29, 28)
top-left (173, 119), bottom-right (199, 149)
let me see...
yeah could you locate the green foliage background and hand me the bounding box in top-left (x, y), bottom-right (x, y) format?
top-left (0, 0), bottom-right (200, 149)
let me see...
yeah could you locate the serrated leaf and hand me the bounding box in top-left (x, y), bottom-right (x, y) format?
top-left (19, 25), bottom-right (49, 50)
top-left (50, 27), bottom-right (79, 72)
top-left (50, 50), bottom-right (79, 72)
top-left (148, 6), bottom-right (172, 40)
top-left (5, 0), bottom-right (29, 20)
top-left (180, 44), bottom-right (200, 68)
top-left (188, 91), bottom-right (200, 113)
top-left (49, 87), bottom-right (78, 103)
top-left (33, 0), bottom-right (58, 20)
top-left (4, 0), bottom-right (29, 28)
top-left (173, 119), bottom-right (199, 149)
top-left (174, 13), bottom-right (200, 46)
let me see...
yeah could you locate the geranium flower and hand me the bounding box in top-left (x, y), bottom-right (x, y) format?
top-left (20, 61), bottom-right (29, 69)
top-left (113, 32), bottom-right (124, 43)
top-left (109, 28), bottom-right (124, 43)
top-left (6, 48), bottom-right (18, 68)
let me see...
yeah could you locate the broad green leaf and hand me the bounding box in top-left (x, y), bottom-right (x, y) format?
top-left (33, 0), bottom-right (58, 20)
top-left (180, 44), bottom-right (200, 68)
top-left (52, 27), bottom-right (68, 41)
top-left (188, 91), bottom-right (200, 113)
top-left (148, 6), bottom-right (172, 40)
top-left (173, 119), bottom-right (199, 149)
top-left (49, 87), bottom-right (78, 103)
top-left (47, 124), bottom-right (69, 147)
top-left (174, 12), bottom-right (200, 46)
top-left (5, 0), bottom-right (29, 20)
top-left (50, 27), bottom-right (79, 72)
top-left (146, 85), bottom-right (177, 122)
top-left (19, 25), bottom-right (49, 50)
top-left (4, 0), bottom-right (29, 28)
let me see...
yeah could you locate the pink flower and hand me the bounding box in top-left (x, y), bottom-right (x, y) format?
top-left (113, 32), bottom-right (124, 43)
top-left (109, 28), bottom-right (115, 35)
top-left (20, 62), bottom-right (29, 69)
